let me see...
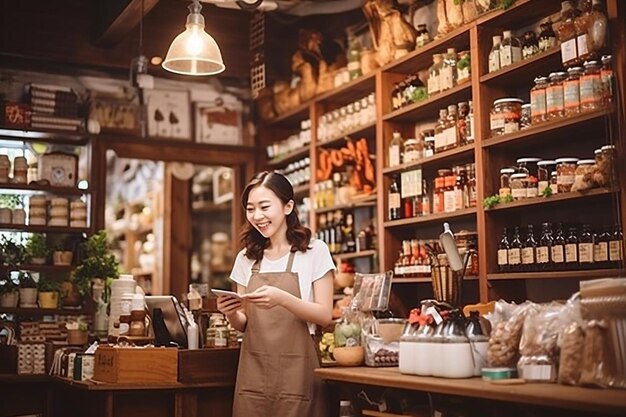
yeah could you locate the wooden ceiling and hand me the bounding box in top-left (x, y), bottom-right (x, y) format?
top-left (0, 0), bottom-right (252, 81)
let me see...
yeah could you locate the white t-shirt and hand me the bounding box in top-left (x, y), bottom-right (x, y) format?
top-left (229, 239), bottom-right (336, 333)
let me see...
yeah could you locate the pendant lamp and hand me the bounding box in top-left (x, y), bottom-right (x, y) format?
top-left (162, 0), bottom-right (225, 76)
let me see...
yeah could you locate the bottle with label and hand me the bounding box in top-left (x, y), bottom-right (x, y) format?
top-left (565, 227), bottom-right (579, 269)
top-left (554, 1), bottom-right (582, 67)
top-left (575, 0), bottom-right (593, 64)
top-left (552, 223), bottom-right (566, 269)
top-left (538, 20), bottom-right (557, 52)
top-left (575, 0), bottom-right (608, 63)
top-left (563, 66), bottom-right (583, 116)
top-left (421, 179), bottom-right (431, 216)
top-left (434, 109), bottom-right (448, 153)
top-left (530, 76), bottom-right (549, 124)
top-left (609, 225), bottom-right (624, 266)
top-left (601, 55), bottom-right (614, 105)
top-left (388, 131), bottom-right (404, 168)
top-left (580, 60), bottom-right (602, 111)
top-left (466, 101), bottom-right (475, 143)
top-left (500, 30), bottom-right (522, 67)
top-left (594, 225), bottom-right (610, 268)
top-left (445, 104), bottom-right (459, 151)
top-left (343, 212), bottom-right (357, 253)
top-left (508, 227), bottom-right (523, 271)
top-left (428, 54), bottom-right (443, 96)
top-left (440, 48), bottom-right (457, 91)
top-left (334, 211), bottom-right (345, 254)
top-left (498, 228), bottom-right (510, 272)
top-left (579, 224), bottom-right (595, 267)
top-left (488, 35), bottom-right (502, 73)
top-left (546, 72), bottom-right (566, 120)
top-left (339, 400), bottom-right (355, 417)
top-left (388, 176), bottom-right (401, 221)
top-left (347, 31), bottom-right (362, 80)
top-left (457, 102), bottom-right (469, 146)
top-left (537, 222), bottom-right (553, 269)
top-left (522, 225), bottom-right (538, 271)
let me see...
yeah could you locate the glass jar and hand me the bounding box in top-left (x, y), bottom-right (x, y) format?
top-left (522, 31), bottom-right (539, 60)
top-left (530, 76), bottom-right (549, 124)
top-left (556, 157), bottom-right (579, 193)
top-left (550, 171), bottom-right (559, 194)
top-left (457, 51), bottom-right (471, 84)
top-left (12, 156), bottom-right (28, 184)
top-left (574, 159), bottom-right (596, 191)
top-left (600, 144), bottom-right (616, 185)
top-left (510, 173), bottom-right (528, 200)
top-left (500, 30), bottom-right (522, 67)
top-left (538, 20), bottom-right (557, 52)
top-left (546, 72), bottom-right (566, 120)
top-left (564, 66), bottom-right (583, 116)
top-left (516, 157), bottom-right (541, 177)
top-left (553, 1), bottom-right (582, 68)
top-left (537, 160), bottom-right (555, 192)
top-left (403, 139), bottom-right (420, 164)
top-left (423, 134), bottom-right (435, 158)
top-left (428, 54), bottom-right (443, 96)
top-left (499, 167), bottom-right (516, 198)
top-left (524, 174), bottom-right (539, 198)
top-left (600, 55), bottom-right (614, 106)
top-left (490, 98), bottom-right (523, 136)
top-left (520, 104), bottom-right (532, 129)
top-left (334, 308), bottom-right (361, 348)
top-left (580, 60), bottom-right (602, 111)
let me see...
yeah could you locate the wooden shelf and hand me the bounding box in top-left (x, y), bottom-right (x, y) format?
top-left (0, 183), bottom-right (90, 196)
top-left (0, 223), bottom-right (89, 234)
top-left (362, 410), bottom-right (405, 417)
top-left (266, 146), bottom-right (309, 168)
top-left (382, 144), bottom-right (474, 175)
top-left (479, 47), bottom-right (561, 85)
top-left (314, 194), bottom-right (377, 214)
top-left (481, 108), bottom-right (614, 149)
top-left (384, 207), bottom-right (476, 228)
top-left (393, 275), bottom-right (478, 284)
top-left (383, 82), bottom-right (472, 123)
top-left (192, 201), bottom-right (231, 213)
top-left (477, 0), bottom-right (561, 30)
top-left (0, 126), bottom-right (89, 145)
top-left (0, 374), bottom-right (49, 383)
top-left (485, 188), bottom-right (618, 212)
top-left (316, 121), bottom-right (376, 149)
top-left (333, 250), bottom-right (377, 261)
top-left (293, 183), bottom-right (310, 197)
top-left (488, 269), bottom-right (621, 281)
top-left (0, 307), bottom-right (90, 316)
top-left (315, 72), bottom-right (376, 106)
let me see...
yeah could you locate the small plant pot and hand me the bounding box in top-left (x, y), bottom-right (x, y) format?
top-left (0, 291), bottom-right (19, 308)
top-left (67, 329), bottom-right (89, 346)
top-left (61, 281), bottom-right (82, 308)
top-left (11, 208), bottom-right (26, 225)
top-left (19, 288), bottom-right (38, 307)
top-left (30, 257), bottom-right (47, 265)
top-left (38, 291), bottom-right (59, 309)
top-left (53, 251), bottom-right (73, 266)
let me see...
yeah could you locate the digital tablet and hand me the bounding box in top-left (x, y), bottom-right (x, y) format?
top-left (211, 289), bottom-right (242, 299)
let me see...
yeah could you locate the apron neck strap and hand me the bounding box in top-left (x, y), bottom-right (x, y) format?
top-left (251, 258), bottom-right (262, 273)
top-left (285, 250), bottom-right (296, 272)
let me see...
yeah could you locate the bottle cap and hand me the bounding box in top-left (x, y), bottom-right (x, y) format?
top-left (340, 400), bottom-right (351, 406)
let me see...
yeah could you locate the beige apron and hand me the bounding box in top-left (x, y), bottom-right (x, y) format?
top-left (232, 251), bottom-right (327, 417)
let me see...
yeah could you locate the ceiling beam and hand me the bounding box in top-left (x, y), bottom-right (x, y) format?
top-left (94, 0), bottom-right (160, 47)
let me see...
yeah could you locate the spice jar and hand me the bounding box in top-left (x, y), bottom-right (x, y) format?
top-left (13, 156), bottom-right (28, 184)
top-left (520, 104), bottom-right (532, 129)
top-left (537, 160), bottom-right (555, 193)
top-left (546, 72), bottom-right (566, 120)
top-left (524, 174), bottom-right (539, 198)
top-left (516, 157), bottom-right (540, 177)
top-left (550, 171), bottom-right (559, 194)
top-left (510, 173), bottom-right (528, 200)
top-left (556, 157), bottom-right (579, 193)
top-left (572, 159), bottom-right (596, 192)
top-left (531, 76), bottom-right (549, 124)
top-left (0, 155), bottom-right (9, 183)
top-left (580, 60), bottom-right (602, 112)
top-left (564, 67), bottom-right (582, 116)
top-left (403, 139), bottom-right (421, 164)
top-left (499, 168), bottom-right (516, 198)
top-left (538, 20), bottom-right (557, 52)
top-left (490, 98), bottom-right (523, 136)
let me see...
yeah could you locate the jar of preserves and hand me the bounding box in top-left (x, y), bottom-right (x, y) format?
top-left (580, 60), bottom-right (602, 111)
top-left (573, 159), bottom-right (596, 191)
top-left (499, 167), bottom-right (516, 198)
top-left (537, 160), bottom-right (555, 192)
top-left (510, 173), bottom-right (528, 200)
top-left (600, 144), bottom-right (616, 185)
top-left (516, 157), bottom-right (541, 177)
top-left (524, 174), bottom-right (539, 198)
top-left (530, 76), bottom-right (549, 124)
top-left (550, 171), bottom-right (559, 194)
top-left (564, 67), bottom-right (583, 116)
top-left (546, 72), bottom-right (566, 119)
top-left (403, 139), bottom-right (420, 164)
top-left (490, 98), bottom-right (523, 136)
top-left (556, 157), bottom-right (579, 193)
top-left (520, 104), bottom-right (532, 129)
top-left (13, 156), bottom-right (28, 184)
top-left (600, 55), bottom-right (614, 106)
top-left (538, 20), bottom-right (557, 52)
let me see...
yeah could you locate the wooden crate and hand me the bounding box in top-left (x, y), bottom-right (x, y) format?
top-left (94, 346), bottom-right (178, 384)
top-left (178, 347), bottom-right (239, 384)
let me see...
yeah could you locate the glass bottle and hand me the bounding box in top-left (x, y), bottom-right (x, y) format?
top-left (466, 101), bottom-right (475, 143)
top-left (546, 72), bottom-right (566, 120)
top-left (609, 225), bottom-right (624, 266)
top-left (467, 163), bottom-right (477, 208)
top-left (522, 31), bottom-right (539, 60)
top-left (576, 0), bottom-right (608, 63)
top-left (488, 35), bottom-right (502, 73)
top-left (423, 132), bottom-right (435, 158)
top-left (434, 109), bottom-right (448, 154)
top-left (347, 30), bottom-right (363, 80)
top-left (389, 131), bottom-right (404, 168)
top-left (601, 55), bottom-right (614, 106)
top-left (537, 160), bottom-right (555, 193)
top-left (500, 30), bottom-right (522, 67)
top-left (339, 400), bottom-right (355, 417)
top-left (508, 226), bottom-right (523, 271)
top-left (538, 20), bottom-right (557, 52)
top-left (522, 225), bottom-right (538, 271)
top-left (579, 224), bottom-right (594, 268)
top-left (388, 176), bottom-right (401, 220)
top-left (440, 48), bottom-right (458, 91)
top-left (580, 60), bottom-right (602, 111)
top-left (563, 66), bottom-right (583, 116)
top-left (552, 223), bottom-right (566, 269)
top-left (428, 54), bottom-right (443, 96)
top-left (497, 228), bottom-right (510, 272)
top-left (550, 170), bottom-right (559, 195)
top-left (553, 1), bottom-right (582, 67)
top-left (421, 178), bottom-right (431, 215)
top-left (445, 104), bottom-right (459, 150)
top-left (593, 225), bottom-right (610, 268)
top-left (343, 212), bottom-right (357, 253)
top-left (530, 76), bottom-right (549, 124)
top-left (575, 0), bottom-right (594, 64)
top-left (433, 170), bottom-right (447, 214)
top-left (537, 222), bottom-right (553, 269)
top-left (565, 227), bottom-right (579, 269)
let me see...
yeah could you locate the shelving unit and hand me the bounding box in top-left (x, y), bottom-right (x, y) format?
top-left (0, 183), bottom-right (89, 196)
top-left (0, 307), bottom-right (90, 316)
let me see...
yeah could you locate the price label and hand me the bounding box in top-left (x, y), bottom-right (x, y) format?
top-left (400, 169), bottom-right (422, 198)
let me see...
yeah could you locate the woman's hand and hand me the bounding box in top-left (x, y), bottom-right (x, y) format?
top-left (242, 285), bottom-right (289, 309)
top-left (217, 295), bottom-right (243, 316)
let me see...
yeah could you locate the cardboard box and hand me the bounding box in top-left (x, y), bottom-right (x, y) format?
top-left (94, 346), bottom-right (178, 384)
top-left (178, 347), bottom-right (239, 384)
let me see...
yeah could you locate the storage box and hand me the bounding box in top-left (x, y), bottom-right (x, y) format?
top-left (94, 346), bottom-right (178, 384)
top-left (178, 347), bottom-right (239, 384)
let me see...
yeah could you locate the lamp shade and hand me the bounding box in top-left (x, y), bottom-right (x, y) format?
top-left (162, 1), bottom-right (225, 76)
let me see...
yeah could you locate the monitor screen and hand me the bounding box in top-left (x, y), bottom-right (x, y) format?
top-left (145, 295), bottom-right (188, 348)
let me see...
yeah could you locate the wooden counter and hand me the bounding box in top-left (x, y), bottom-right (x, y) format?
top-left (315, 367), bottom-right (626, 415)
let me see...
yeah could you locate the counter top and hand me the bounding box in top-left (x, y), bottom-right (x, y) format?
top-left (315, 367), bottom-right (626, 415)
top-left (53, 375), bottom-right (234, 391)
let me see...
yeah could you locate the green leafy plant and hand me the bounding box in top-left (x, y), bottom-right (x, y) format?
top-left (483, 194), bottom-right (513, 209)
top-left (497, 0), bottom-right (516, 10)
top-left (457, 53), bottom-right (471, 71)
top-left (0, 275), bottom-right (19, 295)
top-left (74, 230), bottom-right (120, 296)
top-left (18, 272), bottom-right (37, 289)
top-left (541, 186), bottom-right (553, 198)
top-left (0, 194), bottom-right (23, 209)
top-left (78, 322), bottom-right (89, 332)
top-left (38, 277), bottom-right (61, 292)
top-left (25, 233), bottom-right (50, 261)
top-left (0, 235), bottom-right (25, 267)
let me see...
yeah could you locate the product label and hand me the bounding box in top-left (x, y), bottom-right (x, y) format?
top-left (497, 249), bottom-right (508, 266)
top-left (444, 190), bottom-right (456, 213)
top-left (500, 46), bottom-right (521, 67)
top-left (488, 51), bottom-right (500, 73)
top-left (490, 113), bottom-right (505, 131)
top-left (389, 144), bottom-right (401, 167)
top-left (565, 243), bottom-right (578, 263)
top-left (521, 247), bottom-right (535, 265)
top-left (579, 242), bottom-right (594, 263)
top-left (552, 245), bottom-right (565, 263)
top-left (580, 74), bottom-right (601, 105)
top-left (512, 188), bottom-right (527, 200)
top-left (537, 247), bottom-right (550, 264)
top-left (389, 192), bottom-right (401, 209)
top-left (538, 181), bottom-right (549, 193)
top-left (609, 240), bottom-right (623, 261)
top-left (434, 131), bottom-right (444, 151)
top-left (508, 248), bottom-right (521, 265)
top-left (531, 89), bottom-right (547, 117)
top-left (440, 66), bottom-right (454, 91)
top-left (428, 74), bottom-right (440, 95)
top-left (594, 242), bottom-right (608, 262)
top-left (577, 34), bottom-right (589, 58)
top-left (546, 86), bottom-right (564, 114)
top-left (401, 169), bottom-right (422, 198)
top-left (526, 186), bottom-right (538, 199)
top-left (557, 174), bottom-right (575, 186)
top-left (404, 150), bottom-right (419, 163)
top-left (444, 126), bottom-right (457, 147)
top-left (564, 80), bottom-right (580, 109)
top-left (561, 38), bottom-right (578, 65)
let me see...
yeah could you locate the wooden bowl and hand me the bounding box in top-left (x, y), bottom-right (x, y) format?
top-left (333, 346), bottom-right (364, 367)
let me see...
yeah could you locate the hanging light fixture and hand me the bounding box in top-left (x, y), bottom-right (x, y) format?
top-left (162, 0), bottom-right (225, 76)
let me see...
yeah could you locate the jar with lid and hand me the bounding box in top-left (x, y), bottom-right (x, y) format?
top-left (428, 54), bottom-right (443, 96)
top-left (564, 67), bottom-right (583, 116)
top-left (0, 155), bottom-right (9, 183)
top-left (367, 93), bottom-right (376, 122)
top-left (538, 20), bottom-right (557, 52)
top-left (403, 139), bottom-right (421, 164)
top-left (516, 157), bottom-right (540, 178)
top-left (499, 167), bottom-right (516, 198)
top-left (524, 174), bottom-right (539, 198)
top-left (522, 31), bottom-right (539, 60)
top-left (490, 98), bottom-right (523, 136)
top-left (572, 159), bottom-right (596, 191)
top-left (600, 55), bottom-right (614, 105)
top-left (550, 171), bottom-right (559, 194)
top-left (546, 72), bottom-right (566, 119)
top-left (553, 1), bottom-right (582, 67)
top-left (600, 144), bottom-right (616, 185)
top-left (423, 132), bottom-right (435, 158)
top-left (500, 30), bottom-right (522, 67)
top-left (555, 157), bottom-right (579, 193)
top-left (520, 104), bottom-right (532, 129)
top-left (510, 173), bottom-right (528, 200)
top-left (580, 60), bottom-right (602, 111)
top-left (530, 76), bottom-right (549, 124)
top-left (440, 48), bottom-right (458, 91)
top-left (537, 160), bottom-right (555, 193)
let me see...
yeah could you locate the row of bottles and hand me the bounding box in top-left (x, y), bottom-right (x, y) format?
top-left (316, 210), bottom-right (376, 255)
top-left (427, 48), bottom-right (471, 98)
top-left (387, 102), bottom-right (474, 169)
top-left (275, 157), bottom-right (310, 187)
top-left (313, 171), bottom-right (358, 209)
top-left (497, 223), bottom-right (623, 272)
top-left (265, 119), bottom-right (311, 160)
top-left (488, 25), bottom-right (557, 74)
top-left (317, 94), bottom-right (376, 143)
top-left (393, 239), bottom-right (433, 278)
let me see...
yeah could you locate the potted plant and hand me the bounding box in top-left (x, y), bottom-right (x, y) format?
top-left (18, 271), bottom-right (38, 308)
top-left (25, 233), bottom-right (50, 265)
top-left (37, 276), bottom-right (60, 309)
top-left (0, 275), bottom-right (19, 308)
top-left (66, 320), bottom-right (89, 346)
top-left (0, 235), bottom-right (24, 268)
top-left (60, 277), bottom-right (82, 308)
top-left (52, 239), bottom-right (73, 266)
top-left (74, 230), bottom-right (120, 298)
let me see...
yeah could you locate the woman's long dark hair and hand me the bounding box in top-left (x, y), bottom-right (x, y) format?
top-left (240, 171), bottom-right (312, 261)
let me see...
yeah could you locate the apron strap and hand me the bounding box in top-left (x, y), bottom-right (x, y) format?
top-left (285, 251), bottom-right (296, 273)
top-left (251, 258), bottom-right (262, 274)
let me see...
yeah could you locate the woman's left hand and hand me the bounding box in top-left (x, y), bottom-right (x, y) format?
top-left (242, 285), bottom-right (288, 309)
